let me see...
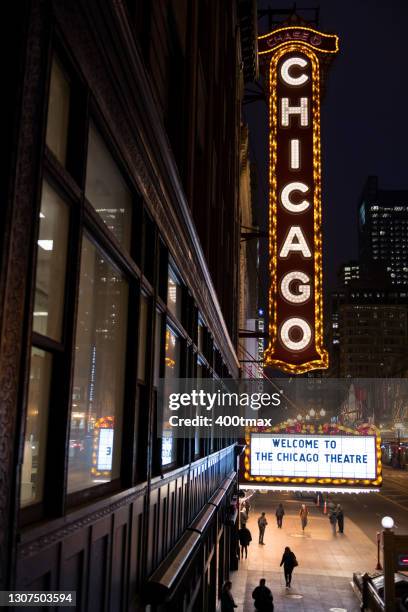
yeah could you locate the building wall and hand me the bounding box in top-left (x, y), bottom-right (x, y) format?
top-left (358, 176), bottom-right (408, 287)
top-left (0, 1), bottom-right (256, 609)
top-left (338, 303), bottom-right (408, 377)
top-left (238, 125), bottom-right (260, 375)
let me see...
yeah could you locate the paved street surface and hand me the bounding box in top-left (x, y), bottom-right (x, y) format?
top-left (231, 468), bottom-right (408, 611)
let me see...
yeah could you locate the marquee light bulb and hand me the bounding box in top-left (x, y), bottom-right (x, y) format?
top-left (280, 271), bottom-right (311, 303)
top-left (280, 56), bottom-right (309, 86)
top-left (281, 97), bottom-right (309, 127)
top-left (280, 317), bottom-right (312, 351)
top-left (281, 182), bottom-right (310, 213)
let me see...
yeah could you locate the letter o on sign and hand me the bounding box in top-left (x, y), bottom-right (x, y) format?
top-left (280, 318), bottom-right (312, 351)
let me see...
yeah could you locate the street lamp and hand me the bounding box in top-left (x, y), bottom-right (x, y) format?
top-left (381, 516), bottom-right (394, 530)
top-left (375, 516), bottom-right (394, 571)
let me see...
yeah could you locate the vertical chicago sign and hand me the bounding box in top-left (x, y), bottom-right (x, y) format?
top-left (259, 25), bottom-right (339, 374)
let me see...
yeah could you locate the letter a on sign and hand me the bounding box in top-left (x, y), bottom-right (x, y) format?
top-left (258, 24), bottom-right (339, 373)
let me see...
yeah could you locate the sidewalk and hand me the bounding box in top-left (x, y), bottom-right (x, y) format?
top-left (231, 494), bottom-right (377, 611)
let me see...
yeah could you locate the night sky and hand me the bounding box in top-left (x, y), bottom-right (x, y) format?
top-left (244, 0), bottom-right (408, 307)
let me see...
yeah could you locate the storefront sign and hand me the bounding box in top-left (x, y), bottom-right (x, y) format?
top-left (260, 26), bottom-right (339, 373)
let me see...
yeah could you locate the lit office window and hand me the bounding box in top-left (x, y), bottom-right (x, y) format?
top-left (86, 122), bottom-right (132, 250)
top-left (67, 236), bottom-right (128, 493)
top-left (137, 294), bottom-right (149, 382)
top-left (20, 348), bottom-right (52, 507)
top-left (167, 266), bottom-right (182, 320)
top-left (46, 58), bottom-right (70, 165)
top-left (33, 181), bottom-right (69, 341)
top-left (162, 326), bottom-right (179, 466)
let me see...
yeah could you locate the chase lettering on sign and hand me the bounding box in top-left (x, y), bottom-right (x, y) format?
top-left (260, 26), bottom-right (339, 373)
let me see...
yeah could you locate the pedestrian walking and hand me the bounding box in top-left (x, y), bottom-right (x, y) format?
top-left (329, 508), bottom-right (337, 535)
top-left (238, 525), bottom-right (252, 559)
top-left (221, 581), bottom-right (238, 611)
top-left (280, 546), bottom-right (298, 588)
top-left (240, 504), bottom-right (248, 528)
top-left (252, 578), bottom-right (274, 611)
top-left (275, 503), bottom-right (285, 528)
top-left (243, 497), bottom-right (251, 514)
top-left (299, 504), bottom-right (308, 531)
top-left (336, 504), bottom-right (344, 533)
top-left (258, 512), bottom-right (268, 544)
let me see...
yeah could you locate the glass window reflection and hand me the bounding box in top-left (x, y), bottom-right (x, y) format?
top-left (162, 326), bottom-right (179, 466)
top-left (67, 236), bottom-right (128, 493)
top-left (20, 348), bottom-right (52, 507)
top-left (137, 294), bottom-right (148, 382)
top-left (167, 266), bottom-right (182, 320)
top-left (86, 122), bottom-right (132, 250)
top-left (46, 57), bottom-right (70, 166)
top-left (33, 181), bottom-right (69, 341)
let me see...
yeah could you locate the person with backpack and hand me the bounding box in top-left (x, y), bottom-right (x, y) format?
top-left (280, 546), bottom-right (298, 588)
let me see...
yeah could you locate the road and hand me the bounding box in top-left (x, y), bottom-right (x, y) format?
top-left (331, 466), bottom-right (408, 544)
top-left (230, 467), bottom-right (408, 611)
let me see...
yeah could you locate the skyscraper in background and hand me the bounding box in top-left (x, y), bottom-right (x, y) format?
top-left (358, 176), bottom-right (408, 288)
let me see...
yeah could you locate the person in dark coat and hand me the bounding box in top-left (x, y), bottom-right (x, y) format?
top-left (252, 578), bottom-right (274, 611)
top-left (238, 526), bottom-right (252, 558)
top-left (280, 546), bottom-right (297, 588)
top-left (336, 504), bottom-right (344, 533)
top-left (329, 508), bottom-right (337, 535)
top-left (275, 503), bottom-right (285, 528)
top-left (221, 581), bottom-right (237, 611)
